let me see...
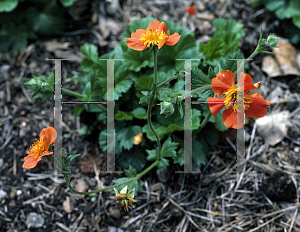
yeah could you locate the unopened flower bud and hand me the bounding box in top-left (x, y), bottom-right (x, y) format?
top-left (266, 34), bottom-right (279, 48)
top-left (158, 101), bottom-right (174, 115)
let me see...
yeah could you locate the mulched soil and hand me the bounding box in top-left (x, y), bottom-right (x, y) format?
top-left (1, 0), bottom-right (300, 231)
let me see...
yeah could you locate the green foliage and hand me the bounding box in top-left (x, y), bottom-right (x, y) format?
top-left (60, 0), bottom-right (78, 7)
top-left (113, 167), bottom-right (143, 193)
top-left (0, 0), bottom-right (78, 54)
top-left (146, 137), bottom-right (178, 169)
top-left (199, 18), bottom-right (245, 66)
top-left (118, 150), bottom-right (146, 173)
top-left (23, 17), bottom-right (249, 175)
top-left (0, 0), bottom-right (18, 12)
top-left (22, 73), bottom-right (54, 101)
top-left (251, 0), bottom-right (300, 43)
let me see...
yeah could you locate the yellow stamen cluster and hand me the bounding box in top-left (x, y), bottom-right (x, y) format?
top-left (28, 136), bottom-right (45, 159)
top-left (140, 29), bottom-right (167, 47)
top-left (224, 87), bottom-right (253, 112)
top-left (115, 193), bottom-right (137, 212)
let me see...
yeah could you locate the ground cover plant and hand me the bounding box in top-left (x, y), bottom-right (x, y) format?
top-left (2, 0), bottom-right (300, 230)
top-left (23, 17), bottom-right (277, 211)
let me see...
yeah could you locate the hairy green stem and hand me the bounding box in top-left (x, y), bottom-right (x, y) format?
top-left (147, 48), bottom-right (162, 160)
top-left (49, 154), bottom-right (63, 169)
top-left (62, 88), bottom-right (107, 111)
top-left (179, 85), bottom-right (211, 99)
top-left (195, 111), bottom-right (212, 134)
top-left (128, 160), bottom-right (159, 190)
top-left (63, 174), bottom-right (134, 195)
top-left (62, 160), bottom-right (159, 195)
top-left (157, 75), bottom-right (177, 88)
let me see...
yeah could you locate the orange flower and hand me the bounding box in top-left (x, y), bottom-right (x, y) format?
top-left (23, 127), bottom-right (57, 169)
top-left (126, 20), bottom-right (181, 51)
top-left (207, 71), bottom-right (270, 129)
top-left (185, 6), bottom-right (196, 16)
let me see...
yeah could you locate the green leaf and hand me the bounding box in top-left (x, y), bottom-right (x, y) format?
top-left (25, 6), bottom-right (65, 35)
top-left (0, 0), bottom-right (18, 12)
top-left (123, 45), bottom-right (153, 72)
top-left (293, 15), bottom-right (300, 29)
top-left (192, 135), bottom-right (208, 165)
top-left (146, 148), bottom-right (170, 170)
top-left (118, 149), bottom-right (146, 173)
top-left (59, 0), bottom-right (78, 7)
top-left (124, 165), bottom-right (137, 177)
top-left (117, 126), bottom-right (142, 150)
top-left (64, 154), bottom-right (81, 166)
top-left (216, 50), bottom-right (244, 76)
top-left (212, 18), bottom-right (245, 42)
top-left (139, 94), bottom-right (151, 105)
top-left (22, 72), bottom-right (54, 101)
top-left (199, 38), bottom-right (226, 62)
top-left (172, 132), bottom-right (209, 166)
top-left (160, 137), bottom-right (178, 158)
top-left (131, 107), bottom-right (147, 119)
top-left (146, 137), bottom-right (178, 170)
top-left (113, 177), bottom-right (143, 192)
top-left (134, 75), bottom-right (154, 91)
top-left (115, 110), bottom-right (133, 121)
top-left (157, 20), bottom-right (202, 72)
top-left (203, 127), bottom-right (219, 146)
top-left (192, 66), bottom-right (212, 89)
top-left (80, 44), bottom-right (99, 62)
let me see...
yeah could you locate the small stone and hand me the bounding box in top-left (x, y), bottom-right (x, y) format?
top-left (16, 190), bottom-right (22, 196)
top-left (294, 147), bottom-right (299, 153)
top-left (26, 212), bottom-right (44, 229)
top-left (109, 208), bottom-right (121, 219)
top-left (0, 189), bottom-right (7, 199)
top-left (108, 226), bottom-right (124, 232)
top-left (63, 196), bottom-right (72, 213)
top-left (196, 12), bottom-right (215, 20)
top-left (9, 200), bottom-right (16, 208)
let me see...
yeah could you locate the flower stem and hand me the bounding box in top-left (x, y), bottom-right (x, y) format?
top-left (49, 154), bottom-right (63, 169)
top-left (147, 48), bottom-right (162, 160)
top-left (62, 160), bottom-right (159, 195)
top-left (62, 88), bottom-right (86, 98)
top-left (62, 88), bottom-right (107, 111)
top-left (157, 75), bottom-right (178, 88)
top-left (128, 160), bottom-right (159, 190)
top-left (179, 85), bottom-right (211, 99)
top-left (63, 174), bottom-right (134, 195)
top-left (194, 111), bottom-right (212, 134)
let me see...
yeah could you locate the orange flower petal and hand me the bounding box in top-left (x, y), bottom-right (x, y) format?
top-left (207, 97), bottom-right (226, 116)
top-left (126, 39), bottom-right (147, 51)
top-left (222, 108), bottom-right (239, 129)
top-left (157, 22), bottom-right (167, 33)
top-left (211, 71), bottom-right (235, 96)
top-left (165, 32), bottom-right (181, 46)
top-left (22, 153), bottom-right (42, 169)
top-left (158, 37), bottom-right (169, 49)
top-left (245, 93), bottom-right (270, 118)
top-left (147, 21), bottom-right (161, 31)
top-left (126, 30), bottom-right (147, 51)
top-left (40, 128), bottom-right (51, 151)
top-left (186, 6), bottom-right (196, 16)
top-left (46, 126), bottom-right (57, 145)
top-left (238, 73), bottom-right (260, 91)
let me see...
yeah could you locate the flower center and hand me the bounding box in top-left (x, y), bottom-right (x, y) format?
top-left (224, 87), bottom-right (253, 112)
top-left (140, 29), bottom-right (168, 47)
top-left (29, 136), bottom-right (46, 159)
